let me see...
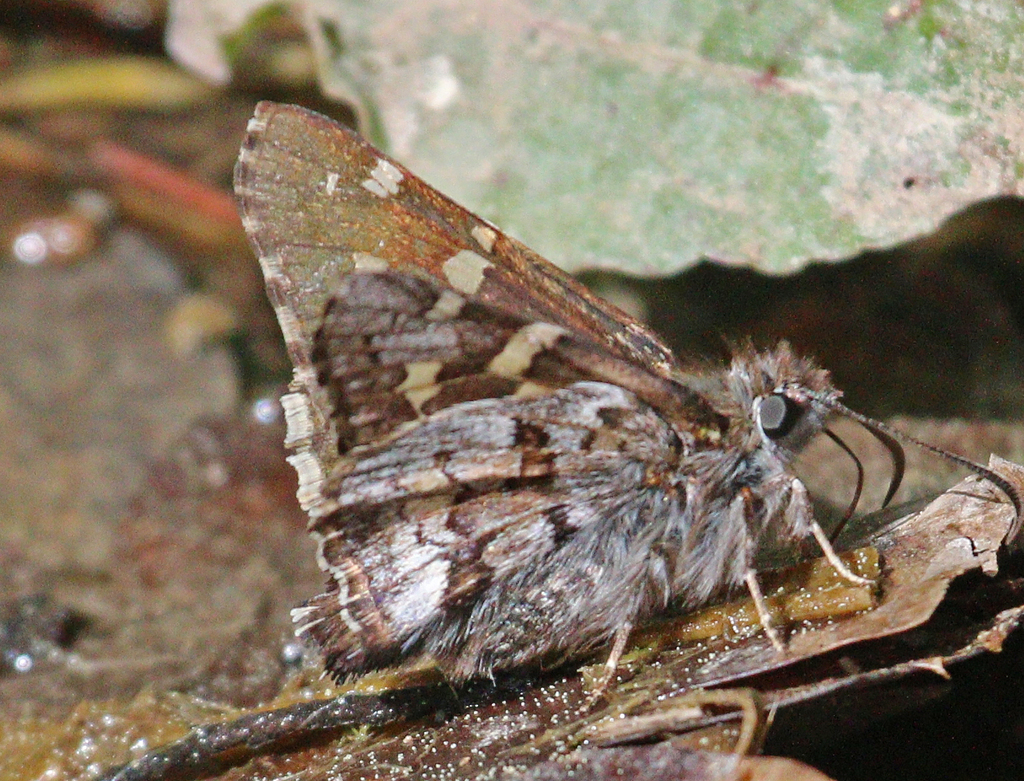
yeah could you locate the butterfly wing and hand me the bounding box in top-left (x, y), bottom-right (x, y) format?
top-left (297, 270), bottom-right (723, 678)
top-left (312, 270), bottom-right (718, 452)
top-left (233, 103), bottom-right (728, 679)
top-left (234, 102), bottom-right (678, 371)
top-left (296, 376), bottom-right (688, 680)
top-left (234, 102), bottom-right (686, 516)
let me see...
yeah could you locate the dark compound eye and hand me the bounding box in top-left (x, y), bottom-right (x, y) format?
top-left (759, 393), bottom-right (802, 439)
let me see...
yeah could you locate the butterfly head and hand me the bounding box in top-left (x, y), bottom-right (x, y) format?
top-left (721, 342), bottom-right (839, 459)
top-left (731, 344), bottom-right (1022, 534)
top-left (716, 342), bottom-right (901, 530)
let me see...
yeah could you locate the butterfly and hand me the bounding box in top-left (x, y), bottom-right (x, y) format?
top-left (234, 101), bottom-right (1021, 690)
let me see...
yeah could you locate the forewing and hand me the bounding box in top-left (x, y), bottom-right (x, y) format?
top-left (233, 101), bottom-right (683, 515)
top-left (313, 270), bottom-right (576, 453)
top-left (294, 381), bottom-right (685, 679)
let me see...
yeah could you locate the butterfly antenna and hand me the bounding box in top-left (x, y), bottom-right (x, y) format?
top-left (820, 400), bottom-right (905, 509)
top-left (822, 427), bottom-right (865, 543)
top-left (823, 398), bottom-right (1023, 544)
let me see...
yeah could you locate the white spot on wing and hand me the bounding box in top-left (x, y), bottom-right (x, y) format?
top-left (405, 385), bottom-right (442, 414)
top-left (387, 558), bottom-right (448, 625)
top-left (352, 252), bottom-right (390, 271)
top-left (325, 172), bottom-right (340, 194)
top-left (470, 225), bottom-right (497, 253)
top-left (425, 289), bottom-right (465, 321)
top-left (488, 322), bottom-right (567, 378)
top-left (442, 249), bottom-right (492, 295)
top-left (398, 361), bottom-right (444, 413)
top-left (361, 178), bottom-right (388, 198)
top-left (514, 380), bottom-right (551, 398)
top-left (280, 392), bottom-right (330, 514)
top-left (361, 158), bottom-right (404, 198)
top-left (398, 360), bottom-right (442, 392)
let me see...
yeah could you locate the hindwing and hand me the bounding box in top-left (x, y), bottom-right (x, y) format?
top-left (296, 379), bottom-right (689, 679)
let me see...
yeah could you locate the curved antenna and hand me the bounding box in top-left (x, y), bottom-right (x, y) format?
top-left (820, 400), bottom-right (906, 509)
top-left (817, 395), bottom-right (1023, 544)
top-left (823, 427), bottom-right (865, 543)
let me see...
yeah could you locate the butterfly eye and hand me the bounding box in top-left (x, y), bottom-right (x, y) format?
top-left (758, 393), bottom-right (802, 440)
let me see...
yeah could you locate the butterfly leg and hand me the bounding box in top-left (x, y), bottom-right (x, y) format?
top-left (585, 620), bottom-right (634, 705)
top-left (735, 487), bottom-right (785, 651)
top-left (809, 520), bottom-right (874, 586)
top-left (743, 568), bottom-right (784, 652)
top-left (787, 478), bottom-right (874, 587)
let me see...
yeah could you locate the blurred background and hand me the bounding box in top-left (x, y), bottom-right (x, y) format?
top-left (1, 2), bottom-right (1023, 779)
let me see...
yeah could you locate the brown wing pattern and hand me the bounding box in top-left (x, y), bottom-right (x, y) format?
top-left (295, 380), bottom-right (688, 680)
top-left (234, 102), bottom-right (684, 517)
top-left (312, 270), bottom-right (720, 455)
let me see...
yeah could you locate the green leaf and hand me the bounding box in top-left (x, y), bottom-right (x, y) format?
top-left (239, 0), bottom-right (1024, 274)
